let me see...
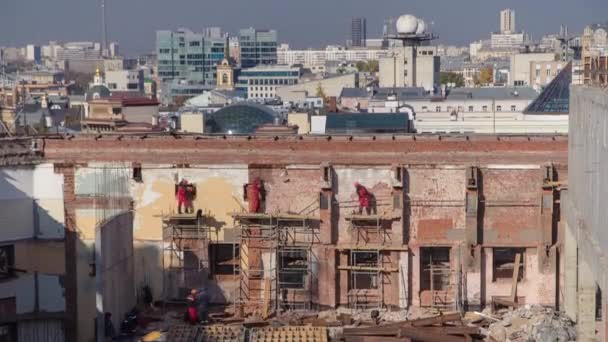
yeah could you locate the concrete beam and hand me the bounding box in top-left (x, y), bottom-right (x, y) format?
top-left (577, 254), bottom-right (597, 342)
top-left (563, 222), bottom-right (578, 321)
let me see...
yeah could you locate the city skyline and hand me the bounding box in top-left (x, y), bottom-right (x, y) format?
top-left (1, 0), bottom-right (606, 55)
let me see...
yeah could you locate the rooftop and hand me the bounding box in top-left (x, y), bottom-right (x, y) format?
top-left (325, 113), bottom-right (411, 134)
top-left (524, 62), bottom-right (571, 115)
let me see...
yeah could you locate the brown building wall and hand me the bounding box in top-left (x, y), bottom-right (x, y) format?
top-left (39, 135), bottom-right (567, 314)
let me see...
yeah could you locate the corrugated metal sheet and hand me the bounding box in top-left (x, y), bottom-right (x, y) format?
top-left (18, 319), bottom-right (64, 342)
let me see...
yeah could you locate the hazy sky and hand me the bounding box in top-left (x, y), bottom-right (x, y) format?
top-left (1, 0), bottom-right (606, 55)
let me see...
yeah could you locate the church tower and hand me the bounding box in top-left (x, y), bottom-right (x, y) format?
top-left (216, 36), bottom-right (235, 90)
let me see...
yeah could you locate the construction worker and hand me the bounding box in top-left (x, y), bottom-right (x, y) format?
top-left (185, 181), bottom-right (196, 214)
top-left (354, 182), bottom-right (371, 215)
top-left (246, 178), bottom-right (264, 213)
top-left (186, 289), bottom-right (198, 324)
top-left (104, 312), bottom-right (116, 341)
top-left (196, 287), bottom-right (210, 323)
top-left (176, 179), bottom-right (188, 214)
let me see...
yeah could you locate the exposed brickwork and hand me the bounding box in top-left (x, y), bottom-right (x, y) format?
top-left (41, 134), bottom-right (567, 313)
top-left (39, 135), bottom-right (568, 165)
top-left (53, 164), bottom-right (78, 342)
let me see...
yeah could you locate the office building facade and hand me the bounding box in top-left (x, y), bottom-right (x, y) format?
top-left (351, 17), bottom-right (367, 48)
top-left (236, 65), bottom-right (300, 99)
top-left (156, 29), bottom-right (226, 86)
top-left (239, 28), bottom-right (278, 68)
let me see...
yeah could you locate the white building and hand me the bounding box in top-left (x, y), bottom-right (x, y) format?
top-left (491, 32), bottom-right (525, 49)
top-left (500, 9), bottom-right (516, 34)
top-left (366, 86), bottom-right (566, 134)
top-left (25, 45), bottom-right (41, 63)
top-left (509, 52), bottom-right (555, 86)
top-left (236, 65), bottom-right (301, 100)
top-left (277, 45), bottom-right (390, 67)
top-left (378, 46), bottom-right (440, 93)
top-left (105, 70), bottom-right (143, 92)
top-left (469, 40), bottom-right (484, 58)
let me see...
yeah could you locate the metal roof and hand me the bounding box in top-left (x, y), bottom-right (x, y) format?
top-left (325, 113), bottom-right (411, 134)
top-left (446, 87), bottom-right (538, 101)
top-left (523, 62), bottom-right (571, 115)
top-left (340, 88), bottom-right (368, 98)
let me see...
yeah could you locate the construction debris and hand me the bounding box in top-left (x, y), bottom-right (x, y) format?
top-left (342, 311), bottom-right (479, 341)
top-left (484, 305), bottom-right (576, 342)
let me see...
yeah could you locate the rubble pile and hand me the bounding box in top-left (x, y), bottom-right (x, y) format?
top-left (486, 305), bottom-right (576, 342)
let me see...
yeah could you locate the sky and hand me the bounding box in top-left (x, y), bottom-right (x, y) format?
top-left (0, 0), bottom-right (606, 56)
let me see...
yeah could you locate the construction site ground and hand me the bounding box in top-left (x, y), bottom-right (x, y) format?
top-left (127, 302), bottom-right (576, 342)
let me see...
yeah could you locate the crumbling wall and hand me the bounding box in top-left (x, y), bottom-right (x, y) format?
top-left (40, 135), bottom-right (568, 318)
top-left (334, 167), bottom-right (393, 245)
top-left (249, 166), bottom-right (321, 217)
top-left (482, 167), bottom-right (542, 246)
top-left (96, 211), bottom-right (135, 339)
top-left (407, 167), bottom-right (466, 307)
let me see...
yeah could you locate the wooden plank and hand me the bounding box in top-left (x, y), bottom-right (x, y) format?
top-left (409, 312), bottom-right (462, 327)
top-left (338, 266), bottom-right (399, 272)
top-left (345, 214), bottom-right (401, 221)
top-left (510, 253), bottom-right (521, 304)
top-left (410, 326), bottom-right (479, 335)
top-left (398, 326), bottom-right (467, 342)
top-left (345, 337), bottom-right (409, 342)
top-left (262, 278), bottom-right (271, 319)
top-left (344, 312), bottom-right (463, 337)
top-left (493, 297), bottom-right (520, 308)
top-left (336, 245), bottom-right (409, 251)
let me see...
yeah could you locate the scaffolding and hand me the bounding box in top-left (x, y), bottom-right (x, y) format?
top-left (230, 213), bottom-right (318, 316)
top-left (420, 247), bottom-right (456, 310)
top-left (162, 212), bottom-right (211, 303)
top-left (342, 214), bottom-right (400, 310)
top-left (345, 214), bottom-right (399, 245)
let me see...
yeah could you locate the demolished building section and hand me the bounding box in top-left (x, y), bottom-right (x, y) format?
top-left (0, 134), bottom-right (569, 341)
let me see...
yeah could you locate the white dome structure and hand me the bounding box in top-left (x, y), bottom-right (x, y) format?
top-left (415, 19), bottom-right (427, 34)
top-left (396, 14), bottom-right (418, 34)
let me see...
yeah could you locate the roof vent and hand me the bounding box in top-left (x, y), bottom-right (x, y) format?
top-left (513, 90), bottom-right (519, 97)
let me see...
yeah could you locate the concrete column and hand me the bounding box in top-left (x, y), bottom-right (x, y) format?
top-left (577, 254), bottom-right (597, 342)
top-left (410, 245), bottom-right (421, 307)
top-left (339, 252), bottom-right (349, 306)
top-left (399, 251), bottom-right (409, 309)
top-left (563, 223), bottom-right (578, 321)
top-left (319, 190), bottom-right (334, 244)
top-left (391, 188), bottom-right (404, 245)
top-left (315, 246), bottom-right (337, 309)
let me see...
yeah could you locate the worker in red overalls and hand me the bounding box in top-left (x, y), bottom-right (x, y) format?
top-left (176, 179), bottom-right (188, 214)
top-left (354, 182), bottom-right (371, 215)
top-left (246, 178), bottom-right (263, 213)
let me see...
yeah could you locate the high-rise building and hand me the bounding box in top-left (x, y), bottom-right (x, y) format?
top-left (500, 9), bottom-right (516, 34)
top-left (351, 17), bottom-right (367, 48)
top-left (238, 28), bottom-right (278, 68)
top-left (156, 28), bottom-right (226, 86)
top-left (26, 45), bottom-right (41, 63)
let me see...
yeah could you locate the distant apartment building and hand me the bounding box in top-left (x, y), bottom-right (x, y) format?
top-left (509, 53), bottom-right (555, 86)
top-left (236, 65), bottom-right (300, 99)
top-left (500, 9), bottom-right (516, 34)
top-left (529, 61), bottom-right (566, 90)
top-left (351, 17), bottom-right (367, 48)
top-left (378, 46), bottom-right (440, 93)
top-left (491, 32), bottom-right (525, 49)
top-left (582, 24), bottom-right (608, 85)
top-left (238, 28), bottom-right (278, 68)
top-left (25, 45), bottom-right (41, 63)
top-left (105, 70), bottom-right (144, 92)
top-left (278, 44), bottom-right (390, 67)
top-left (55, 42), bottom-right (101, 62)
top-left (156, 28), bottom-right (226, 86)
